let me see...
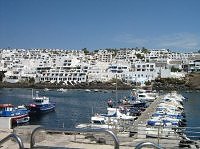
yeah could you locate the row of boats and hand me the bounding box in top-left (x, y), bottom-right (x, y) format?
top-left (76, 89), bottom-right (188, 136)
top-left (145, 92), bottom-right (188, 139)
top-left (0, 91), bottom-right (55, 127)
top-left (76, 88), bottom-right (158, 129)
top-left (147, 92), bottom-right (187, 127)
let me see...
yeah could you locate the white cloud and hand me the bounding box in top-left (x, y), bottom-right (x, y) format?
top-left (114, 32), bottom-right (200, 50)
top-left (157, 33), bottom-right (200, 49)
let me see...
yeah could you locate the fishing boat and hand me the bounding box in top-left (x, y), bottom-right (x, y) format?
top-left (0, 104), bottom-right (30, 125)
top-left (28, 91), bottom-right (56, 114)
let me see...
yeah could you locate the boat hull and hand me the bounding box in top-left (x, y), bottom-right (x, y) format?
top-left (28, 103), bottom-right (56, 115)
top-left (11, 114), bottom-right (30, 125)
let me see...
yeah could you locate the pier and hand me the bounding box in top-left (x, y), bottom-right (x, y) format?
top-left (130, 95), bottom-right (163, 131)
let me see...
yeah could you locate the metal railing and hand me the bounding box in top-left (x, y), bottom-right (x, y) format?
top-left (135, 142), bottom-right (163, 149)
top-left (30, 126), bottom-right (120, 149)
top-left (0, 133), bottom-right (24, 149)
top-left (132, 125), bottom-right (200, 148)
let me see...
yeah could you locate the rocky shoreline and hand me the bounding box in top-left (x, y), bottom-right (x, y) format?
top-left (0, 81), bottom-right (133, 90)
top-left (152, 73), bottom-right (200, 91)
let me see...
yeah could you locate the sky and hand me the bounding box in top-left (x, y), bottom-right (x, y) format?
top-left (0, 0), bottom-right (200, 52)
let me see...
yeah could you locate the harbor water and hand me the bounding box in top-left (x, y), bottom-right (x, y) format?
top-left (0, 88), bottom-right (129, 129)
top-left (0, 88), bottom-right (199, 130)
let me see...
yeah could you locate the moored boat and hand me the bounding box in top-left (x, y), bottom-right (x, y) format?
top-left (0, 104), bottom-right (30, 125)
top-left (28, 91), bottom-right (56, 115)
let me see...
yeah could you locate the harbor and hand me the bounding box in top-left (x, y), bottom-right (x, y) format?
top-left (1, 88), bottom-right (200, 148)
top-left (1, 0), bottom-right (200, 148)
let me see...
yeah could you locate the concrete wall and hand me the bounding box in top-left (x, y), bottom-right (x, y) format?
top-left (0, 117), bottom-right (12, 129)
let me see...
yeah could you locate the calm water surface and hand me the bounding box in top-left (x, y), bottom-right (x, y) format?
top-left (0, 88), bottom-right (129, 129)
top-left (0, 88), bottom-right (199, 129)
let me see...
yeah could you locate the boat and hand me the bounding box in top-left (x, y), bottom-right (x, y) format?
top-left (44, 88), bottom-right (50, 91)
top-left (57, 88), bottom-right (67, 92)
top-left (93, 89), bottom-right (99, 92)
top-left (85, 89), bottom-right (91, 92)
top-left (76, 106), bottom-right (137, 130)
top-left (16, 116), bottom-right (30, 124)
top-left (28, 91), bottom-right (56, 114)
top-left (147, 92), bottom-right (187, 127)
top-left (76, 114), bottom-right (120, 129)
top-left (136, 89), bottom-right (157, 102)
top-left (0, 104), bottom-right (30, 125)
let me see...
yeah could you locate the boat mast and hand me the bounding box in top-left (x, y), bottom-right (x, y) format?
top-left (32, 89), bottom-right (34, 99)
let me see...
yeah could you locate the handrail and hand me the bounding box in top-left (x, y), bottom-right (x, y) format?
top-left (135, 142), bottom-right (163, 149)
top-left (30, 126), bottom-right (119, 149)
top-left (0, 133), bottom-right (24, 149)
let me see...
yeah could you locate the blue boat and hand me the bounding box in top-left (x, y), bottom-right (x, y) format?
top-left (28, 91), bottom-right (56, 114)
top-left (0, 104), bottom-right (30, 125)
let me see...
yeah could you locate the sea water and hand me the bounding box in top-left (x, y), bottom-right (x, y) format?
top-left (0, 88), bottom-right (129, 129)
top-left (0, 88), bottom-right (199, 130)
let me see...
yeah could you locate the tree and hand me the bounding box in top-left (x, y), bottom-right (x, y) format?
top-left (171, 66), bottom-right (181, 72)
top-left (82, 48), bottom-right (90, 55)
top-left (135, 53), bottom-right (144, 59)
top-left (94, 50), bottom-right (99, 53)
top-left (141, 47), bottom-right (149, 54)
top-left (29, 77), bottom-right (35, 84)
top-left (145, 80), bottom-right (151, 86)
top-left (0, 71), bottom-right (5, 82)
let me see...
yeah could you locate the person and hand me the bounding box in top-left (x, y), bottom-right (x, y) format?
top-left (107, 99), bottom-right (113, 108)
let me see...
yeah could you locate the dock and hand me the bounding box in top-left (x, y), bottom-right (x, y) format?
top-left (130, 96), bottom-right (163, 131)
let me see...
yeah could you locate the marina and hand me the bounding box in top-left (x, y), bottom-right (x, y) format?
top-left (0, 88), bottom-right (200, 148)
top-left (1, 0), bottom-right (200, 148)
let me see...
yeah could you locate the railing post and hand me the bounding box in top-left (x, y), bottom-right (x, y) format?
top-left (135, 142), bottom-right (163, 149)
top-left (30, 126), bottom-right (45, 149)
top-left (30, 126), bottom-right (119, 149)
top-left (103, 129), bottom-right (120, 149)
top-left (157, 126), bottom-right (160, 145)
top-left (0, 133), bottom-right (24, 149)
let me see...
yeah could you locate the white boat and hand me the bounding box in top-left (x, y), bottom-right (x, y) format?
top-left (107, 107), bottom-right (137, 120)
top-left (44, 88), bottom-right (50, 91)
top-left (132, 89), bottom-right (157, 102)
top-left (85, 89), bottom-right (91, 92)
top-left (76, 114), bottom-right (120, 129)
top-left (57, 88), bottom-right (67, 92)
top-left (93, 89), bottom-right (99, 92)
top-left (76, 106), bottom-right (137, 130)
top-left (147, 92), bottom-right (186, 127)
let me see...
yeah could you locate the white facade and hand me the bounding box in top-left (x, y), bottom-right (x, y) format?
top-left (0, 48), bottom-right (199, 85)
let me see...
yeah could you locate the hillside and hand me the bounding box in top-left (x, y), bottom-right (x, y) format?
top-left (186, 73), bottom-right (200, 90)
top-left (152, 73), bottom-right (200, 91)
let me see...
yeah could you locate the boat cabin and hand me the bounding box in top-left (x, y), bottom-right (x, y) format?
top-left (91, 116), bottom-right (106, 125)
top-left (33, 96), bottom-right (50, 105)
